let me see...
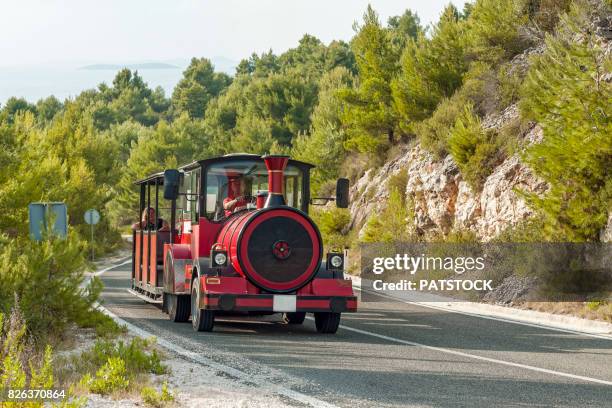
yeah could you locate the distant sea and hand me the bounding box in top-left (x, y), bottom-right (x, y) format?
top-left (0, 58), bottom-right (237, 105)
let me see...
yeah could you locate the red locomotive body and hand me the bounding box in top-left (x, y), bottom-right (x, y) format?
top-left (131, 154), bottom-right (357, 333)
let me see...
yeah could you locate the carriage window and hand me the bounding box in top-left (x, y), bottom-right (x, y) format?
top-left (284, 172), bottom-right (303, 209)
top-left (205, 160), bottom-right (303, 220)
top-left (180, 170), bottom-right (200, 223)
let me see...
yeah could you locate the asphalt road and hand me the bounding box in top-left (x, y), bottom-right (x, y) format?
top-left (100, 259), bottom-right (612, 407)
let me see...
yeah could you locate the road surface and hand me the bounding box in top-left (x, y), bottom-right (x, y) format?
top-left (99, 259), bottom-right (612, 407)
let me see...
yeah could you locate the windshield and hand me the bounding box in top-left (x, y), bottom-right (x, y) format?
top-left (204, 160), bottom-right (303, 220)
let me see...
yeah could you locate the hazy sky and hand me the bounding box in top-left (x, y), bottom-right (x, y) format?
top-left (0, 0), bottom-right (464, 67)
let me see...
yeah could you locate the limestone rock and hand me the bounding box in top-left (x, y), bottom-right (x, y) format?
top-left (348, 111), bottom-right (547, 241)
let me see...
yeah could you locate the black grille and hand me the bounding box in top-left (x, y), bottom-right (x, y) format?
top-left (247, 216), bottom-right (313, 283)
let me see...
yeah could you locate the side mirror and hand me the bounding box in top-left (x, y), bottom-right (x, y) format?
top-left (335, 178), bottom-right (349, 208)
top-left (163, 169), bottom-right (180, 200)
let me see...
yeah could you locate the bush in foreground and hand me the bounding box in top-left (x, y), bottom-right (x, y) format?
top-left (141, 382), bottom-right (175, 408)
top-left (0, 234), bottom-right (105, 341)
top-left (0, 304), bottom-right (86, 408)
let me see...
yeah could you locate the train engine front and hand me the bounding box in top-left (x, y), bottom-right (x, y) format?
top-left (217, 156), bottom-right (323, 294)
top-left (160, 154), bottom-right (357, 333)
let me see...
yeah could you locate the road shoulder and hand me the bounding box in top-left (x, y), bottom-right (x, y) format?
top-left (349, 275), bottom-right (612, 338)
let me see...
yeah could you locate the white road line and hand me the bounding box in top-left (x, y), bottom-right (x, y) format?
top-left (356, 286), bottom-right (612, 341)
top-left (93, 258), bottom-right (131, 276)
top-left (305, 317), bottom-right (612, 386)
top-left (96, 259), bottom-right (338, 408)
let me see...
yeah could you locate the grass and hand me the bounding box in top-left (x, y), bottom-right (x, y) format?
top-left (520, 301), bottom-right (612, 323)
top-left (77, 309), bottom-right (127, 338)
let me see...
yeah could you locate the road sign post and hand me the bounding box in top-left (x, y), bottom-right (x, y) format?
top-left (84, 209), bottom-right (100, 261)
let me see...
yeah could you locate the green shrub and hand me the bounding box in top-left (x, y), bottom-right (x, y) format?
top-left (141, 382), bottom-right (175, 407)
top-left (416, 97), bottom-right (464, 158)
top-left (586, 301), bottom-right (602, 311)
top-left (82, 337), bottom-right (167, 376)
top-left (494, 218), bottom-right (547, 243)
top-left (75, 337), bottom-right (167, 397)
top-left (0, 234), bottom-right (102, 341)
top-left (0, 304), bottom-right (54, 402)
top-left (525, 0), bottom-right (573, 32)
top-left (56, 336), bottom-right (166, 403)
top-left (51, 390), bottom-right (87, 408)
top-left (387, 169), bottom-right (408, 201)
top-left (361, 188), bottom-right (413, 243)
top-left (310, 207), bottom-right (352, 248)
top-left (448, 105), bottom-right (504, 191)
top-left (415, 63), bottom-right (494, 157)
top-left (82, 357), bottom-right (130, 395)
top-left (77, 309), bottom-right (126, 339)
top-left (496, 64), bottom-right (524, 109)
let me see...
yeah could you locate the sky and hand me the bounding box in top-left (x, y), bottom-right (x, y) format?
top-left (0, 0), bottom-right (464, 67)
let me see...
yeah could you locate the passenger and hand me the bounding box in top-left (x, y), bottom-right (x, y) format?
top-left (132, 207), bottom-right (170, 231)
top-left (223, 177), bottom-right (251, 216)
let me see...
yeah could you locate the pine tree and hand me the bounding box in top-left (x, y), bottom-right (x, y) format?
top-left (520, 3), bottom-right (612, 241)
top-left (392, 5), bottom-right (468, 132)
top-left (340, 6), bottom-right (401, 153)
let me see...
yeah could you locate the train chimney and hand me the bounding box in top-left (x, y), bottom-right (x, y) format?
top-left (262, 155), bottom-right (289, 208)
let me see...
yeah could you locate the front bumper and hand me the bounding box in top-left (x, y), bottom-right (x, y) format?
top-left (200, 293), bottom-right (358, 313)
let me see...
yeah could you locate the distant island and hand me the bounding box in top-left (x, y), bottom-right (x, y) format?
top-left (80, 62), bottom-right (179, 70)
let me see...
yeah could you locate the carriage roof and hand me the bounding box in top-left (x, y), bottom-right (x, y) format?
top-left (134, 154), bottom-right (315, 185)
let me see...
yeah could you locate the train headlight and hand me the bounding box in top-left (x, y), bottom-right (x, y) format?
top-left (327, 252), bottom-right (344, 271)
top-left (210, 248), bottom-right (228, 268)
top-left (214, 252), bottom-right (227, 266)
top-left (330, 255), bottom-right (343, 268)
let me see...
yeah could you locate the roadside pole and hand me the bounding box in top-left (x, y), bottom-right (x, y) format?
top-left (84, 209), bottom-right (100, 262)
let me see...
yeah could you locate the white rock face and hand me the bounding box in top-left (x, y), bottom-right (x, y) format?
top-left (348, 147), bottom-right (413, 236)
top-left (348, 109), bottom-right (547, 241)
top-left (454, 180), bottom-right (481, 229)
top-left (473, 154), bottom-right (547, 238)
top-left (404, 148), bottom-right (460, 235)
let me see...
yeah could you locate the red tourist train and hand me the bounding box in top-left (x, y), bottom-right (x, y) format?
top-left (131, 154), bottom-right (357, 333)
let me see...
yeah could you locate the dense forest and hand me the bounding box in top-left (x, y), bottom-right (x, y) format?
top-left (0, 0), bottom-right (610, 342)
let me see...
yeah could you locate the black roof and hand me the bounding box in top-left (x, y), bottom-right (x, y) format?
top-left (135, 154), bottom-right (314, 185)
top-left (134, 171), bottom-right (165, 186)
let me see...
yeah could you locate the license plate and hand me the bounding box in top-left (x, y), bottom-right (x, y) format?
top-left (273, 295), bottom-right (296, 312)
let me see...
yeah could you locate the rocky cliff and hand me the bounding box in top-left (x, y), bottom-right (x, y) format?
top-left (348, 104), bottom-right (549, 241)
top-left (348, 8), bottom-right (612, 243)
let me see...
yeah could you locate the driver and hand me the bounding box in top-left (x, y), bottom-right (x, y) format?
top-left (223, 177), bottom-right (251, 216)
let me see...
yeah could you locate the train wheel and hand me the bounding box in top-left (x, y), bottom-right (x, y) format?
top-left (168, 294), bottom-right (190, 323)
top-left (161, 293), bottom-right (169, 314)
top-left (314, 312), bottom-right (341, 334)
top-left (191, 285), bottom-right (214, 332)
top-left (283, 312), bottom-right (306, 325)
